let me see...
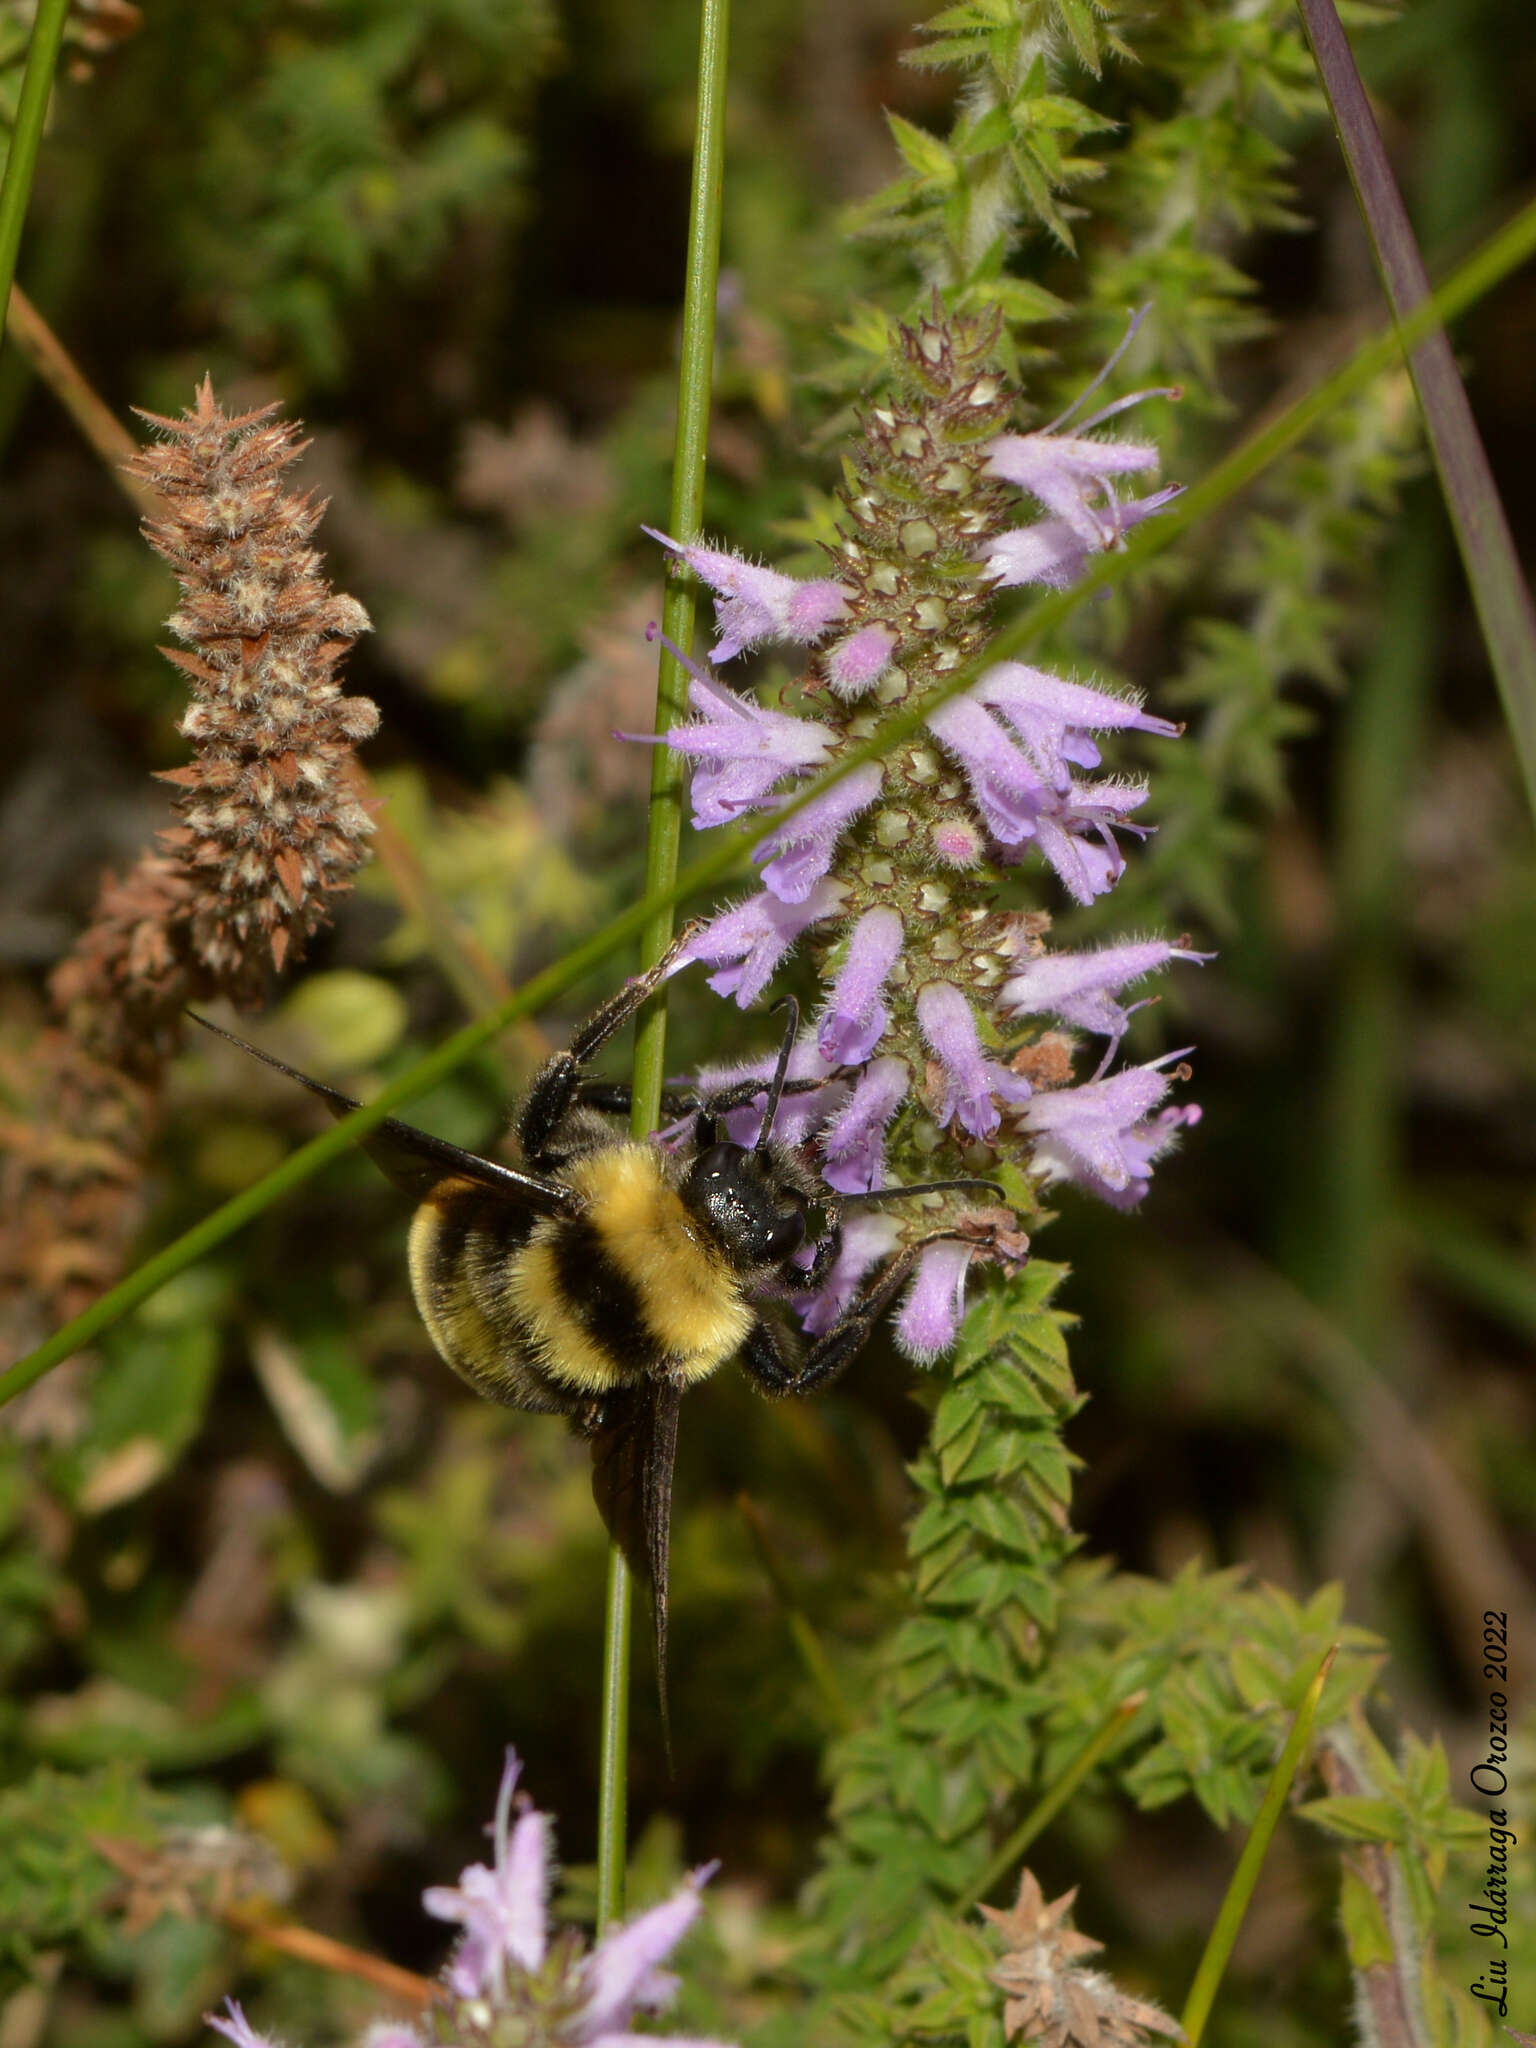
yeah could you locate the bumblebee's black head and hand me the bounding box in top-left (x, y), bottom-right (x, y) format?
top-left (681, 1132), bottom-right (809, 1271)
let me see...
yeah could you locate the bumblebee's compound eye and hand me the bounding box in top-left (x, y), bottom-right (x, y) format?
top-left (762, 1208), bottom-right (805, 1263)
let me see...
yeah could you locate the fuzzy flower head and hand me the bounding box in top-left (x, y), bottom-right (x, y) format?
top-left (638, 307), bottom-right (1201, 1365)
top-left (207, 1751), bottom-right (735, 2048)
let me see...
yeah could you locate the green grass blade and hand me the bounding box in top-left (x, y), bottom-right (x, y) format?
top-left (952, 1691), bottom-right (1148, 1917)
top-left (595, 0), bottom-right (731, 1934)
top-left (0, 0), bottom-right (71, 354)
top-left (1179, 1645), bottom-right (1337, 2047)
top-left (7, 193), bottom-right (1536, 1405)
top-left (1299, 0), bottom-right (1536, 822)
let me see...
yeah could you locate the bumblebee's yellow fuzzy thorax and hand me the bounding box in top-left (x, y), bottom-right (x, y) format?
top-left (563, 1145), bottom-right (753, 1382)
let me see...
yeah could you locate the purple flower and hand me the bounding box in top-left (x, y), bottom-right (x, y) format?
top-left (755, 761), bottom-right (884, 903)
top-left (974, 662), bottom-right (1180, 792)
top-left (895, 1240), bottom-right (974, 1362)
top-left (423, 1747), bottom-right (548, 1997)
top-left (690, 1040), bottom-right (846, 1148)
top-left (817, 907), bottom-right (904, 1064)
top-left (360, 2029), bottom-right (424, 2048)
top-left (574, 1867), bottom-right (719, 2042)
top-left (1022, 1050), bottom-right (1199, 1207)
top-left (820, 1055), bottom-right (909, 1193)
top-left (678, 879), bottom-right (847, 1006)
top-left (824, 622), bottom-right (897, 699)
top-left (998, 937), bottom-right (1213, 1068)
top-left (644, 664), bottom-right (836, 828)
top-left (1031, 778), bottom-right (1150, 905)
top-left (916, 981), bottom-right (1032, 1141)
top-left (647, 527), bottom-right (848, 662)
top-left (206, 2004), bottom-right (278, 2048)
top-left (982, 483), bottom-right (1183, 590)
top-left (926, 696), bottom-right (1048, 846)
top-left (797, 1211), bottom-right (902, 1333)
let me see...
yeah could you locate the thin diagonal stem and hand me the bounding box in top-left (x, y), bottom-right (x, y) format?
top-left (1298, 0), bottom-right (1536, 821)
top-left (7, 193), bottom-right (1536, 1410)
top-left (0, 0), bottom-right (70, 355)
top-left (595, 0), bottom-right (731, 1937)
top-left (1180, 1646), bottom-right (1337, 2047)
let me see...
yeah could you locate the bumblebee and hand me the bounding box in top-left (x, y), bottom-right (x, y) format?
top-left (194, 937), bottom-right (994, 1728)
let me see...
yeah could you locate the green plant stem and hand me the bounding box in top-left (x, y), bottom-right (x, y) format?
top-left (8, 194), bottom-right (1536, 1407)
top-left (0, 0), bottom-right (70, 354)
top-left (594, 0), bottom-right (730, 1937)
top-left (1179, 1645), bottom-right (1337, 2048)
top-left (1298, 0), bottom-right (1536, 824)
top-left (951, 1692), bottom-right (1147, 1916)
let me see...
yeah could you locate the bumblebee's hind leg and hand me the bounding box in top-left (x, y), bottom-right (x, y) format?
top-left (517, 924), bottom-right (701, 1166)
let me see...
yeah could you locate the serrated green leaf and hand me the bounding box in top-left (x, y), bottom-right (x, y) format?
top-left (1337, 1862), bottom-right (1395, 1968)
top-left (1297, 1794), bottom-right (1411, 1844)
top-left (886, 110), bottom-right (957, 186)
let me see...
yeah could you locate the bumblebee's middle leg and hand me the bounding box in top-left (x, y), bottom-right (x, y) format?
top-left (518, 923), bottom-right (701, 1165)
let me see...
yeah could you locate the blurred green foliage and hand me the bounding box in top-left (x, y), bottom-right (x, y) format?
top-left (1, 0), bottom-right (1534, 2043)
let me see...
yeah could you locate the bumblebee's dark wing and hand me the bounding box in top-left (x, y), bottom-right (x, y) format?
top-left (188, 1013), bottom-right (573, 1211)
top-left (589, 1376), bottom-right (683, 1762)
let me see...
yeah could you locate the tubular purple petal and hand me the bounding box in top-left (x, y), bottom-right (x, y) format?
top-left (926, 696), bottom-right (1047, 845)
top-left (755, 762), bottom-right (884, 903)
top-left (917, 981), bottom-right (1032, 1140)
top-left (657, 668), bottom-right (835, 828)
top-left (999, 938), bottom-right (1213, 1048)
top-left (820, 1055), bottom-right (910, 1194)
top-left (975, 663), bottom-right (1180, 790)
top-left (817, 907), bottom-right (904, 1063)
top-left (206, 2003), bottom-right (282, 2048)
top-left (679, 880), bottom-right (847, 1006)
top-left (797, 1211), bottom-right (904, 1333)
top-left (645, 525), bottom-right (848, 661)
top-left (1022, 1051), bottom-right (1198, 1205)
top-left (895, 1240), bottom-right (974, 1362)
top-left (576, 1881), bottom-right (705, 2041)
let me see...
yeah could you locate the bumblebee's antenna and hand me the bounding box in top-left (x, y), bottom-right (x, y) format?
top-left (753, 996), bottom-right (801, 1155)
top-left (841, 1177), bottom-right (1002, 1205)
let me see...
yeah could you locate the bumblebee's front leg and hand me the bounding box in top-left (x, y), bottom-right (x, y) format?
top-left (518, 923), bottom-right (701, 1166)
top-left (739, 1236), bottom-right (953, 1400)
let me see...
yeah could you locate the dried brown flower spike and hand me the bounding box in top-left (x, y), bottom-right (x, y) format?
top-left (983, 1870), bottom-right (1183, 2048)
top-left (130, 377), bottom-right (378, 992)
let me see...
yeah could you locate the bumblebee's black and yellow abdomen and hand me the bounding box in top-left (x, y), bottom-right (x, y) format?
top-left (407, 1143), bottom-right (754, 1411)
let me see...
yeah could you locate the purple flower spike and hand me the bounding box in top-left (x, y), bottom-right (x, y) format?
top-left (798, 1211), bottom-right (902, 1333)
top-left (423, 1747), bottom-right (548, 1998)
top-left (818, 907), bottom-right (904, 1064)
top-left (975, 662), bottom-right (1181, 791)
top-left (206, 2003), bottom-right (279, 2048)
top-left (646, 527), bottom-right (849, 662)
top-left (895, 1240), bottom-right (974, 1363)
top-left (679, 879), bottom-right (847, 1007)
top-left (926, 696), bottom-right (1047, 845)
top-left (1022, 1049), bottom-right (1198, 1206)
top-left (756, 761), bottom-right (884, 903)
top-left (644, 664), bottom-right (835, 829)
top-left (998, 937), bottom-right (1213, 1061)
top-left (824, 622), bottom-right (897, 699)
top-left (821, 1055), bottom-right (909, 1193)
top-left (917, 980), bottom-right (1032, 1140)
top-left (983, 484), bottom-right (1183, 590)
